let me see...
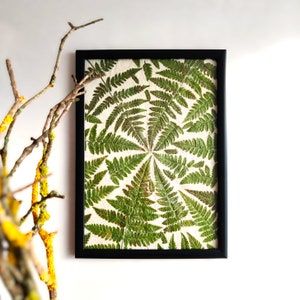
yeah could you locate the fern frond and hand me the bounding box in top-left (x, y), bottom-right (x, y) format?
top-left (115, 108), bottom-right (148, 148)
top-left (169, 234), bottom-right (177, 249)
top-left (85, 185), bottom-right (117, 208)
top-left (105, 160), bottom-right (161, 247)
top-left (154, 153), bottom-right (194, 178)
top-left (143, 63), bottom-right (152, 80)
top-left (84, 233), bottom-right (91, 246)
top-left (154, 162), bottom-right (189, 233)
top-left (85, 170), bottom-right (107, 189)
top-left (85, 243), bottom-right (120, 249)
top-left (159, 59), bottom-right (190, 73)
top-left (163, 169), bottom-right (175, 180)
top-left (187, 232), bottom-right (203, 249)
top-left (180, 233), bottom-right (190, 249)
top-left (105, 99), bottom-right (147, 129)
top-left (94, 208), bottom-right (126, 227)
top-left (192, 60), bottom-right (216, 79)
top-left (85, 114), bottom-right (102, 124)
top-left (150, 78), bottom-right (195, 107)
top-left (85, 157), bottom-right (106, 180)
top-left (106, 153), bottom-right (146, 184)
top-left (157, 69), bottom-right (184, 83)
top-left (114, 85), bottom-right (148, 101)
top-left (185, 189), bottom-right (217, 208)
top-left (87, 129), bottom-right (143, 154)
top-left (150, 90), bottom-right (182, 114)
top-left (180, 192), bottom-right (217, 243)
top-left (154, 122), bottom-right (183, 151)
top-left (85, 224), bottom-right (124, 242)
top-left (86, 59), bottom-right (117, 77)
top-left (183, 92), bottom-right (215, 123)
top-left (184, 110), bottom-right (216, 133)
top-left (92, 85), bottom-right (148, 116)
top-left (180, 165), bottom-right (217, 187)
top-left (173, 136), bottom-right (215, 159)
top-left (189, 68), bottom-right (216, 94)
top-left (150, 59), bottom-right (160, 69)
top-left (147, 102), bottom-right (170, 149)
top-left (84, 214), bottom-right (91, 224)
top-left (109, 68), bottom-right (141, 88)
top-left (133, 59), bottom-right (141, 67)
top-left (86, 82), bottom-right (110, 113)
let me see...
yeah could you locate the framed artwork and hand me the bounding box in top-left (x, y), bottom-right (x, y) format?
top-left (75, 50), bottom-right (226, 258)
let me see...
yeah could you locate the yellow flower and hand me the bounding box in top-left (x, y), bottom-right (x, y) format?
top-left (0, 114), bottom-right (14, 133)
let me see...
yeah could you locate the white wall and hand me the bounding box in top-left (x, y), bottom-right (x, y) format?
top-left (1, 0), bottom-right (300, 299)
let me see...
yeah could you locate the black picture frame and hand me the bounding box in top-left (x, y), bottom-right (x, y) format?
top-left (75, 50), bottom-right (227, 258)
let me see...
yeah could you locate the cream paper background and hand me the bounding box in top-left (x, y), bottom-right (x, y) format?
top-left (84, 58), bottom-right (217, 249)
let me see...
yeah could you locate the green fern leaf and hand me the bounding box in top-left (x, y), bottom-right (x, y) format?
top-left (173, 136), bottom-right (215, 159)
top-left (180, 233), bottom-right (190, 249)
top-left (94, 208), bottom-right (126, 227)
top-left (110, 68), bottom-right (141, 88)
top-left (114, 85), bottom-right (148, 101)
top-left (180, 192), bottom-right (217, 243)
top-left (86, 59), bottom-right (117, 77)
top-left (84, 233), bottom-right (91, 246)
top-left (105, 99), bottom-right (147, 129)
top-left (154, 162), bottom-right (189, 232)
top-left (106, 160), bottom-right (161, 248)
top-left (85, 243), bottom-right (120, 249)
top-left (150, 78), bottom-right (194, 107)
top-left (157, 69), bottom-right (184, 83)
top-left (143, 63), bottom-right (152, 80)
top-left (85, 157), bottom-right (106, 180)
top-left (184, 110), bottom-right (216, 133)
top-left (159, 59), bottom-right (190, 73)
top-left (169, 234), bottom-right (177, 249)
top-left (133, 59), bottom-right (141, 67)
top-left (154, 153), bottom-right (194, 178)
top-left (154, 122), bottom-right (183, 151)
top-left (114, 108), bottom-right (148, 148)
top-left (180, 165), bottom-right (217, 187)
top-left (163, 169), bottom-right (175, 180)
top-left (106, 153), bottom-right (146, 184)
top-left (183, 92), bottom-right (215, 123)
top-left (189, 68), bottom-right (216, 94)
top-left (85, 114), bottom-right (102, 124)
top-left (85, 185), bottom-right (117, 208)
top-left (187, 233), bottom-right (203, 249)
top-left (186, 189), bottom-right (217, 208)
top-left (150, 90), bottom-right (182, 114)
top-left (84, 214), bottom-right (91, 224)
top-left (88, 129), bottom-right (143, 154)
top-left (86, 82), bottom-right (110, 113)
top-left (150, 59), bottom-right (160, 68)
top-left (85, 224), bottom-right (124, 242)
top-left (92, 85), bottom-right (148, 117)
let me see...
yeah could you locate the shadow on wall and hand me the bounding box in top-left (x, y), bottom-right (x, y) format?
top-left (65, 52), bottom-right (76, 256)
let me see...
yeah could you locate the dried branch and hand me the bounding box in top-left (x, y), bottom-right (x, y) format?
top-left (0, 18), bottom-right (103, 300)
top-left (5, 59), bottom-right (20, 101)
top-left (0, 18), bottom-right (102, 170)
top-left (20, 191), bottom-right (64, 224)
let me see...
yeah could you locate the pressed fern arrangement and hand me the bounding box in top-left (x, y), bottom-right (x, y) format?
top-left (0, 18), bottom-right (103, 300)
top-left (81, 56), bottom-right (219, 250)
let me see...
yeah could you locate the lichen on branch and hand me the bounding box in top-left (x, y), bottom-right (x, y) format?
top-left (0, 17), bottom-right (103, 300)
